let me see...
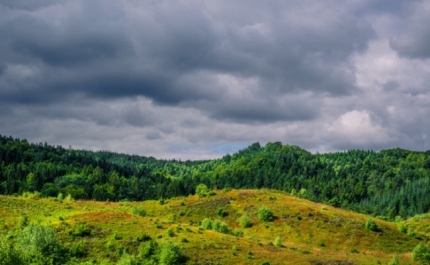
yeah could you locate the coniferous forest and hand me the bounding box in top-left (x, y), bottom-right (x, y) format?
top-left (1, 134), bottom-right (430, 220)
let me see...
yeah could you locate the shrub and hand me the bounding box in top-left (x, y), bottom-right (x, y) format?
top-left (167, 228), bottom-right (175, 237)
top-left (212, 220), bottom-right (230, 234)
top-left (196, 184), bottom-right (210, 198)
top-left (138, 239), bottom-right (158, 259)
top-left (201, 218), bottom-right (213, 230)
top-left (73, 224), bottom-right (92, 237)
top-left (413, 243), bottom-right (430, 265)
top-left (216, 208), bottom-right (228, 217)
top-left (117, 253), bottom-right (139, 265)
top-left (131, 207), bottom-right (147, 217)
top-left (257, 206), bottom-right (274, 222)
top-left (238, 215), bottom-right (252, 228)
top-left (274, 236), bottom-right (282, 247)
top-left (233, 229), bottom-right (244, 237)
top-left (136, 233), bottom-right (151, 242)
top-left (17, 224), bottom-right (68, 264)
top-left (350, 248), bottom-right (359, 253)
top-left (70, 241), bottom-right (87, 258)
top-left (19, 215), bottom-right (28, 228)
top-left (0, 236), bottom-right (25, 265)
top-left (158, 243), bottom-right (183, 265)
top-left (397, 223), bottom-right (407, 233)
top-left (407, 227), bottom-right (417, 237)
top-left (365, 219), bottom-right (378, 231)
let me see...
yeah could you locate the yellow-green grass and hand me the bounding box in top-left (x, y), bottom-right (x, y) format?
top-left (0, 189), bottom-right (426, 264)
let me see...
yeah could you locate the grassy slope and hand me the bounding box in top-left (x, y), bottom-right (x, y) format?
top-left (0, 189), bottom-right (427, 265)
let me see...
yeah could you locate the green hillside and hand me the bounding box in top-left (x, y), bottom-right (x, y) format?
top-left (1, 189), bottom-right (429, 264)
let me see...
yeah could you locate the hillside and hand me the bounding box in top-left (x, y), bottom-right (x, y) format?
top-left (1, 135), bottom-right (430, 220)
top-left (1, 189), bottom-right (428, 264)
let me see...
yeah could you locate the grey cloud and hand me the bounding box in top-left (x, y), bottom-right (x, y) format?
top-left (3, 0), bottom-right (429, 159)
top-left (0, 0), bottom-right (375, 124)
top-left (389, 1), bottom-right (430, 58)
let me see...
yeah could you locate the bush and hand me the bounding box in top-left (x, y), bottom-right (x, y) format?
top-left (196, 184), bottom-right (210, 198)
top-left (131, 207), bottom-right (147, 217)
top-left (257, 206), bottom-right (274, 222)
top-left (70, 241), bottom-right (87, 258)
top-left (167, 228), bottom-right (175, 237)
top-left (216, 208), bottom-right (228, 217)
top-left (413, 243), bottom-right (430, 265)
top-left (274, 236), bottom-right (282, 247)
top-left (0, 236), bottom-right (25, 265)
top-left (238, 215), bottom-right (252, 228)
top-left (396, 223), bottom-right (407, 233)
top-left (19, 215), bottom-right (28, 228)
top-left (73, 224), bottom-right (92, 237)
top-left (158, 243), bottom-right (183, 265)
top-left (365, 219), bottom-right (378, 231)
top-left (136, 232), bottom-right (151, 242)
top-left (212, 220), bottom-right (230, 234)
top-left (138, 239), bottom-right (158, 259)
top-left (117, 253), bottom-right (139, 265)
top-left (17, 224), bottom-right (68, 264)
top-left (233, 229), bottom-right (244, 237)
top-left (201, 218), bottom-right (213, 230)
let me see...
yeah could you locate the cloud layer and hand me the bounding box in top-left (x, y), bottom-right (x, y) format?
top-left (1, 0), bottom-right (429, 159)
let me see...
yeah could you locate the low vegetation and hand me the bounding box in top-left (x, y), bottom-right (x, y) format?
top-left (0, 189), bottom-right (428, 264)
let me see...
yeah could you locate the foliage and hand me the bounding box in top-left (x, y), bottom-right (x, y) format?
top-left (158, 243), bottom-right (183, 265)
top-left (238, 215), bottom-right (252, 228)
top-left (201, 218), bottom-right (213, 230)
top-left (200, 218), bottom-right (230, 234)
top-left (117, 253), bottom-right (139, 265)
top-left (388, 253), bottom-right (400, 265)
top-left (2, 135), bottom-right (430, 220)
top-left (365, 219), bottom-right (378, 232)
top-left (274, 236), bottom-right (282, 247)
top-left (17, 224), bottom-right (69, 264)
top-left (131, 206), bottom-right (147, 217)
top-left (413, 243), bottom-right (430, 265)
top-left (0, 236), bottom-right (25, 265)
top-left (257, 206), bottom-right (274, 222)
top-left (195, 184), bottom-right (210, 198)
top-left (138, 239), bottom-right (158, 259)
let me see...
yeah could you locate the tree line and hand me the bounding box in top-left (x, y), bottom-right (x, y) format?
top-left (1, 135), bottom-right (430, 219)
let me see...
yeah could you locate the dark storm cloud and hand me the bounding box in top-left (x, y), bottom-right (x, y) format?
top-left (0, 0), bottom-right (375, 123)
top-left (389, 1), bottom-right (430, 58)
top-left (2, 0), bottom-right (429, 158)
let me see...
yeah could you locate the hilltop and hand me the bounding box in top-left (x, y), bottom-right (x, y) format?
top-left (1, 135), bottom-right (430, 220)
top-left (1, 188), bottom-right (428, 264)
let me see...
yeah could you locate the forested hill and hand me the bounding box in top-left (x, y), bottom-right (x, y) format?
top-left (1, 134), bottom-right (430, 220)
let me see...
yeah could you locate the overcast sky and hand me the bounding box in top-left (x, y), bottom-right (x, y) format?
top-left (1, 0), bottom-right (430, 159)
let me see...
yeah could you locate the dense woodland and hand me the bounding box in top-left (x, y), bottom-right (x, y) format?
top-left (1, 134), bottom-right (430, 220)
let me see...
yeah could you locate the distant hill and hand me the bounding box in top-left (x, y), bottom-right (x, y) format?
top-left (1, 134), bottom-right (430, 219)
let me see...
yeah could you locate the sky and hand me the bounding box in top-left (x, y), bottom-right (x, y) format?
top-left (1, 0), bottom-right (430, 160)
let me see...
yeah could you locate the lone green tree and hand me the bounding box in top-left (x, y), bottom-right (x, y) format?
top-left (195, 183), bottom-right (209, 198)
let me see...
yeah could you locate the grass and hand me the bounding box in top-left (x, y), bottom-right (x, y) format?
top-left (0, 189), bottom-right (427, 264)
